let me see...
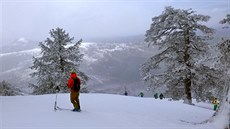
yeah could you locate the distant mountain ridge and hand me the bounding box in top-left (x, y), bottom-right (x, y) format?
top-left (0, 40), bottom-right (153, 95)
top-left (86, 34), bottom-right (145, 44)
top-left (1, 38), bottom-right (39, 54)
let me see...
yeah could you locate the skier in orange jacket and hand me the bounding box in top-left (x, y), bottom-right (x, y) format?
top-left (67, 71), bottom-right (81, 112)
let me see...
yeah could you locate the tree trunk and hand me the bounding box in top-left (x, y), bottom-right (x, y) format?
top-left (184, 75), bottom-right (192, 104)
top-left (60, 58), bottom-right (64, 72)
top-left (183, 29), bottom-right (193, 105)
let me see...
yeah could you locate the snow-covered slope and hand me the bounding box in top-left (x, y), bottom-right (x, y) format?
top-left (0, 93), bottom-right (227, 129)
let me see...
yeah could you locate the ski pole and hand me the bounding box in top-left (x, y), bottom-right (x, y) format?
top-left (54, 86), bottom-right (60, 111)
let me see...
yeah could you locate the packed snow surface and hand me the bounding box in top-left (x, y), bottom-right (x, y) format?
top-left (0, 93), bottom-right (227, 129)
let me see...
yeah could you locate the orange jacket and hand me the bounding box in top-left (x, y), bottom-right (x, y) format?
top-left (67, 73), bottom-right (81, 92)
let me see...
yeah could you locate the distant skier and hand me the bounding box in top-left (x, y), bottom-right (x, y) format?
top-left (124, 91), bottom-right (128, 96)
top-left (154, 93), bottom-right (158, 99)
top-left (213, 98), bottom-right (219, 111)
top-left (67, 71), bottom-right (81, 112)
top-left (138, 92), bottom-right (144, 97)
top-left (159, 93), bottom-right (164, 100)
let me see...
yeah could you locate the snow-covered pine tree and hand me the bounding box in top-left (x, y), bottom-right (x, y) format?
top-left (219, 14), bottom-right (230, 68)
top-left (30, 28), bottom-right (88, 94)
top-left (219, 14), bottom-right (230, 27)
top-left (206, 14), bottom-right (230, 127)
top-left (141, 6), bottom-right (214, 104)
top-left (0, 80), bottom-right (22, 96)
top-left (217, 14), bottom-right (230, 102)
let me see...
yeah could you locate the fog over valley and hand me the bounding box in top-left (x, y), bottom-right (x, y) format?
top-left (0, 37), bottom-right (156, 95)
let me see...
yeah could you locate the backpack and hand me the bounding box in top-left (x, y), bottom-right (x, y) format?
top-left (71, 78), bottom-right (80, 92)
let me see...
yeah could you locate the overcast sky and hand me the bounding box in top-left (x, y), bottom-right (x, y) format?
top-left (1, 0), bottom-right (229, 45)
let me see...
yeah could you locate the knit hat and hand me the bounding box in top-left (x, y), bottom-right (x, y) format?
top-left (71, 69), bottom-right (76, 73)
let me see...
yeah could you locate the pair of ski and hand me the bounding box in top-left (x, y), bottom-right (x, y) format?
top-left (54, 93), bottom-right (81, 112)
top-left (55, 106), bottom-right (81, 112)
